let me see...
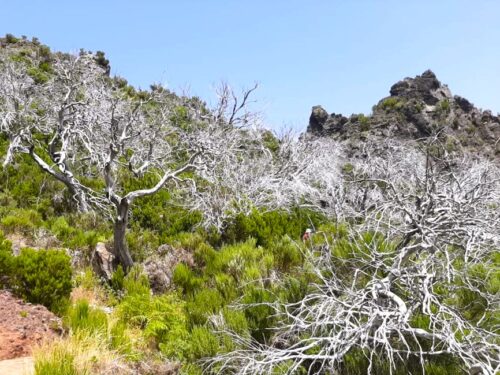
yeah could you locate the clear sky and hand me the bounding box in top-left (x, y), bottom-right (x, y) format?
top-left (1, 0), bottom-right (499, 131)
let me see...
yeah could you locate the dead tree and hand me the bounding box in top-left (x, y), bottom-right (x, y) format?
top-left (206, 146), bottom-right (500, 375)
top-left (0, 52), bottom-right (257, 271)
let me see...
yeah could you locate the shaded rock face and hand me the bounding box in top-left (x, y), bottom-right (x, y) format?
top-left (309, 105), bottom-right (329, 132)
top-left (306, 70), bottom-right (500, 160)
top-left (389, 70), bottom-right (450, 105)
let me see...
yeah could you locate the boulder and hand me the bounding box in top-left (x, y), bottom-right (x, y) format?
top-left (308, 105), bottom-right (329, 133)
top-left (454, 95), bottom-right (474, 113)
top-left (91, 242), bottom-right (114, 281)
top-left (144, 244), bottom-right (195, 294)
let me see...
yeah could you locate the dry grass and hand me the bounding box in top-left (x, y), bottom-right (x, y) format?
top-left (33, 331), bottom-right (132, 375)
top-left (70, 286), bottom-right (108, 306)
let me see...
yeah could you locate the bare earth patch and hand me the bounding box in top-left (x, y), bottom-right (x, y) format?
top-left (0, 290), bottom-right (61, 360)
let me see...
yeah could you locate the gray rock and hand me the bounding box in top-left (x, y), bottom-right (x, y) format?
top-left (144, 244), bottom-right (195, 294)
top-left (91, 242), bottom-right (114, 281)
top-left (308, 105), bottom-right (329, 133)
top-left (389, 69), bottom-right (449, 105)
top-left (454, 96), bottom-right (474, 113)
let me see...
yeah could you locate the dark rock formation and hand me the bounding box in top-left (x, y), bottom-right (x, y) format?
top-left (309, 106), bottom-right (329, 133)
top-left (389, 70), bottom-right (448, 105)
top-left (306, 70), bottom-right (500, 160)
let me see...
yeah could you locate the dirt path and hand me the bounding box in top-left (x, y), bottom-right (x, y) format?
top-left (0, 356), bottom-right (34, 375)
top-left (0, 290), bottom-right (61, 360)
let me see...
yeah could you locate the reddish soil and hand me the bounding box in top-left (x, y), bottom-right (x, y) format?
top-left (0, 290), bottom-right (61, 360)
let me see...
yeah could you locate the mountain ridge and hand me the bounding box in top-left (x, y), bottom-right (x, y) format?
top-left (307, 70), bottom-right (500, 160)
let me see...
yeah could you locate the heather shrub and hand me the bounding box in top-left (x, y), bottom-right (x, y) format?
top-left (0, 231), bottom-right (13, 287)
top-left (0, 208), bottom-right (43, 236)
top-left (11, 248), bottom-right (72, 313)
top-left (223, 207), bottom-right (324, 247)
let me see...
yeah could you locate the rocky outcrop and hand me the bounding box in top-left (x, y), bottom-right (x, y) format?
top-left (389, 70), bottom-right (451, 105)
top-left (307, 70), bottom-right (500, 160)
top-left (143, 244), bottom-right (195, 294)
top-left (91, 242), bottom-right (115, 281)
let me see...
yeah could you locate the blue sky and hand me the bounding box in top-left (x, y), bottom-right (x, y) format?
top-left (1, 0), bottom-right (499, 130)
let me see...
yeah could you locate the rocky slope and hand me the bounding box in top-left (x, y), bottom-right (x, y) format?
top-left (307, 70), bottom-right (500, 160)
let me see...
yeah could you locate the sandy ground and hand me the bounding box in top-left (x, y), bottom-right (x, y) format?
top-left (0, 356), bottom-right (34, 375)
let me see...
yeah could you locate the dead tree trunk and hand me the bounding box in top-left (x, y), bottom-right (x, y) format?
top-left (113, 198), bottom-right (134, 272)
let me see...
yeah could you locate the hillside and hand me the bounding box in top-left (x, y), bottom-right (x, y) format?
top-left (307, 70), bottom-right (500, 160)
top-left (0, 36), bottom-right (499, 375)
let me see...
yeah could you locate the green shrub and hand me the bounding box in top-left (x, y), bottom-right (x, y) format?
top-left (5, 33), bottom-right (19, 44)
top-left (438, 98), bottom-right (450, 113)
top-left (11, 248), bottom-right (72, 313)
top-left (188, 326), bottom-right (220, 359)
top-left (109, 321), bottom-right (135, 357)
top-left (262, 130), bottom-right (280, 153)
top-left (270, 236), bottom-right (303, 272)
top-left (118, 290), bottom-right (189, 359)
top-left (110, 265), bottom-right (125, 292)
top-left (126, 228), bottom-right (159, 262)
top-left (0, 231), bottom-right (13, 287)
top-left (74, 268), bottom-right (100, 290)
top-left (242, 286), bottom-right (275, 342)
top-left (173, 263), bottom-right (203, 296)
top-left (39, 61), bottom-right (52, 73)
top-left (223, 207), bottom-right (324, 247)
top-left (65, 299), bottom-right (108, 334)
top-left (94, 51), bottom-right (110, 73)
top-left (1, 208), bottom-right (43, 236)
top-left (380, 97), bottom-right (403, 111)
top-left (222, 308), bottom-right (249, 337)
top-left (358, 114), bottom-right (370, 131)
top-left (214, 273), bottom-right (237, 301)
top-left (50, 217), bottom-right (73, 238)
top-left (187, 289), bottom-right (224, 326)
top-left (38, 45), bottom-right (51, 59)
top-left (122, 265), bottom-right (150, 296)
top-left (27, 66), bottom-right (50, 84)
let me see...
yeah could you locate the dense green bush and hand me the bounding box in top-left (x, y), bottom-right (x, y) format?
top-left (10, 248), bottom-right (72, 313)
top-left (117, 268), bottom-right (190, 358)
top-left (223, 207), bottom-right (325, 247)
top-left (0, 231), bottom-right (13, 287)
top-left (27, 66), bottom-right (50, 84)
top-left (1, 208), bottom-right (43, 236)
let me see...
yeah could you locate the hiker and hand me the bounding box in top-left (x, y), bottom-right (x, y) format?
top-left (302, 228), bottom-right (313, 242)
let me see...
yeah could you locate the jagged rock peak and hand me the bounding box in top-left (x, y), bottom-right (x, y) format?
top-left (389, 70), bottom-right (452, 105)
top-left (306, 70), bottom-right (500, 160)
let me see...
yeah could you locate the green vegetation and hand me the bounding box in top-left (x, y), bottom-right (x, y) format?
top-left (438, 98), bottom-right (450, 113)
top-left (0, 236), bottom-right (72, 313)
top-left (0, 35), bottom-right (497, 375)
top-left (380, 97), bottom-right (404, 111)
top-left (5, 33), bottom-right (19, 44)
top-left (358, 113), bottom-right (370, 130)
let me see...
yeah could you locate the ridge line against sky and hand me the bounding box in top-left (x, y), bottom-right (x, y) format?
top-left (1, 0), bottom-right (499, 131)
